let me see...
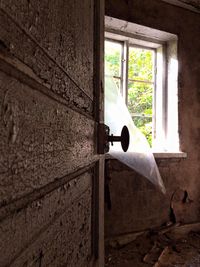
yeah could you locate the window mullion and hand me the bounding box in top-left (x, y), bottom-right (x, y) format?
top-left (120, 41), bottom-right (124, 97)
top-left (123, 41), bottom-right (129, 105)
top-left (153, 50), bottom-right (157, 144)
top-left (128, 78), bottom-right (154, 84)
top-left (163, 44), bottom-right (168, 149)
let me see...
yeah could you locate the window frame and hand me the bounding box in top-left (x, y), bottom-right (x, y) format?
top-left (105, 16), bottom-right (180, 153)
top-left (105, 37), bottom-right (158, 147)
top-left (105, 38), bottom-right (124, 96)
top-left (127, 43), bottom-right (157, 143)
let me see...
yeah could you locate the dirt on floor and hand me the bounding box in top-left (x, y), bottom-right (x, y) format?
top-left (105, 223), bottom-right (200, 267)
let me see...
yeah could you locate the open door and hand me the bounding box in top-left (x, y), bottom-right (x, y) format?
top-left (0, 1), bottom-right (104, 266)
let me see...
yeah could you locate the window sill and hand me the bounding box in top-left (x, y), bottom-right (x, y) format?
top-left (153, 152), bottom-right (187, 159)
top-left (105, 151), bottom-right (187, 160)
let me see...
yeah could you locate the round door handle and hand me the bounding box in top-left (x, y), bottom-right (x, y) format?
top-left (108, 126), bottom-right (130, 152)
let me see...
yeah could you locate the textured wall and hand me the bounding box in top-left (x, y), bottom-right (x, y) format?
top-left (105, 0), bottom-right (200, 237)
top-left (0, 1), bottom-right (99, 266)
top-left (162, 0), bottom-right (200, 12)
top-left (0, 172), bottom-right (93, 267)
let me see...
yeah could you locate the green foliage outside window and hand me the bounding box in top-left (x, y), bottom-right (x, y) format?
top-left (128, 82), bottom-right (153, 146)
top-left (128, 47), bottom-right (154, 146)
top-left (105, 41), bottom-right (154, 146)
top-left (128, 47), bottom-right (154, 81)
top-left (105, 41), bottom-right (121, 77)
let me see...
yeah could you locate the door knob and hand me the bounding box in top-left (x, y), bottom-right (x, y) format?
top-left (98, 124), bottom-right (130, 154)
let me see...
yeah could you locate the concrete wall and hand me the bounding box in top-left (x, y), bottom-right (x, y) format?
top-left (105, 0), bottom-right (200, 238)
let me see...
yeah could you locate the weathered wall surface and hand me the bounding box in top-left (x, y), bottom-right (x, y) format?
top-left (162, 0), bottom-right (200, 13)
top-left (105, 0), bottom-right (200, 237)
top-left (0, 1), bottom-right (100, 266)
top-left (0, 172), bottom-right (93, 267)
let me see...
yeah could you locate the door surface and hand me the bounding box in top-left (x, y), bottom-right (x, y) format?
top-left (0, 1), bottom-right (104, 266)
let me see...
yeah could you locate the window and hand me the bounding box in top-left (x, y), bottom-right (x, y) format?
top-left (105, 40), bottom-right (155, 146)
top-left (105, 40), bottom-right (123, 92)
top-left (105, 16), bottom-right (179, 152)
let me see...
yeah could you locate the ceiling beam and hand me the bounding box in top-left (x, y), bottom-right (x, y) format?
top-left (161, 0), bottom-right (200, 13)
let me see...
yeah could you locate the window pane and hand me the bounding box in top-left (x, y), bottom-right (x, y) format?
top-left (113, 78), bottom-right (121, 90)
top-left (128, 47), bottom-right (154, 82)
top-left (105, 40), bottom-right (122, 77)
top-left (128, 82), bottom-right (153, 146)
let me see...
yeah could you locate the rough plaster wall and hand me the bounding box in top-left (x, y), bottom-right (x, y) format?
top-left (105, 160), bottom-right (168, 236)
top-left (162, 0), bottom-right (200, 12)
top-left (105, 0), bottom-right (200, 237)
top-left (0, 1), bottom-right (97, 266)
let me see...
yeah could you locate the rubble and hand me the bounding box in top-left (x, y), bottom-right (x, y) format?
top-left (105, 223), bottom-right (200, 266)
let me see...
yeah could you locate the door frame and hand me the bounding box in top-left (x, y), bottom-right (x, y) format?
top-left (93, 0), bottom-right (105, 266)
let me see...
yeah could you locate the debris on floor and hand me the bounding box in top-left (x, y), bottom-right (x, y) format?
top-left (105, 223), bottom-right (200, 267)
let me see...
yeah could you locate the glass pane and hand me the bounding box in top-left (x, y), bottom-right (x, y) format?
top-left (105, 40), bottom-right (122, 77)
top-left (128, 47), bottom-right (154, 82)
top-left (128, 82), bottom-right (153, 146)
top-left (113, 78), bottom-right (121, 90)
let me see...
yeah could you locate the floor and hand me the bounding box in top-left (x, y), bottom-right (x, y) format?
top-left (105, 224), bottom-right (200, 267)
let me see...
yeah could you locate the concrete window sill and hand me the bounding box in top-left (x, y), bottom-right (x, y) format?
top-left (153, 152), bottom-right (187, 159)
top-left (105, 152), bottom-right (187, 159)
